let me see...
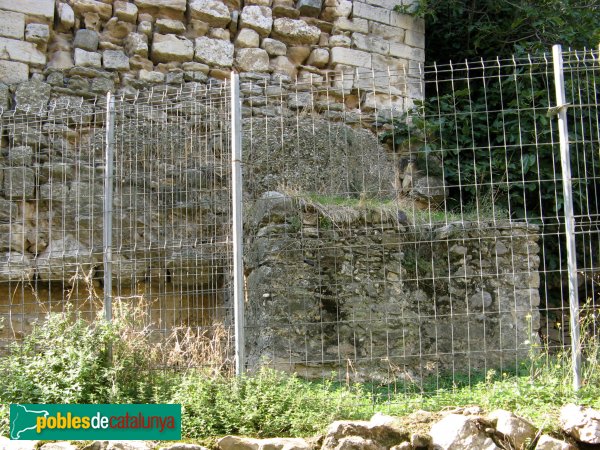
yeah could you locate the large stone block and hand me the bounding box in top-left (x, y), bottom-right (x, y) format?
top-left (272, 18), bottom-right (321, 45)
top-left (368, 23), bottom-right (405, 43)
top-left (189, 0), bottom-right (231, 27)
top-left (0, 37), bottom-right (46, 67)
top-left (3, 167), bottom-right (35, 199)
top-left (155, 18), bottom-right (186, 34)
top-left (194, 36), bottom-right (234, 67)
top-left (235, 28), bottom-right (260, 48)
top-left (25, 24), bottom-right (50, 45)
top-left (0, 0), bottom-right (54, 22)
top-left (389, 42), bottom-right (425, 62)
top-left (151, 33), bottom-right (193, 63)
top-left (57, 3), bottom-right (75, 31)
top-left (405, 29), bottom-right (425, 49)
top-left (125, 33), bottom-right (149, 57)
top-left (261, 38), bottom-right (286, 56)
top-left (240, 6), bottom-right (273, 37)
top-left (74, 48), bottom-right (102, 68)
top-left (296, 0), bottom-right (323, 17)
top-left (71, 0), bottom-right (113, 21)
top-left (352, 33), bottom-right (389, 55)
top-left (74, 29), bottom-right (99, 52)
top-left (0, 11), bottom-right (24, 40)
top-left (134, 0), bottom-right (187, 12)
top-left (35, 236), bottom-right (96, 282)
top-left (114, 1), bottom-right (139, 23)
top-left (0, 60), bottom-right (28, 85)
top-left (330, 47), bottom-right (371, 68)
top-left (332, 17), bottom-right (369, 34)
top-left (390, 11), bottom-right (425, 33)
top-left (353, 2), bottom-right (390, 24)
top-left (0, 252), bottom-right (34, 282)
top-left (235, 48), bottom-right (270, 72)
top-left (103, 49), bottom-right (130, 70)
top-left (14, 80), bottom-right (51, 109)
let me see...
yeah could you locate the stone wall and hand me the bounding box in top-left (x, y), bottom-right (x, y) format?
top-left (244, 192), bottom-right (541, 380)
top-left (0, 0), bottom-right (424, 119)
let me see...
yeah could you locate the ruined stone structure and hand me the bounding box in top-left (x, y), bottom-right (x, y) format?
top-left (0, 0), bottom-right (542, 378)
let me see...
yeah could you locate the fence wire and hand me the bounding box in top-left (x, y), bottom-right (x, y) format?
top-left (0, 48), bottom-right (598, 396)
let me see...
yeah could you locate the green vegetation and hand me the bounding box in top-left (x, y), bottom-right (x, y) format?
top-left (2, 311), bottom-right (600, 439)
top-left (395, 0), bottom-right (600, 64)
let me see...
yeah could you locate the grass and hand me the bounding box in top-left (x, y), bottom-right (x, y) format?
top-left (1, 309), bottom-right (599, 442)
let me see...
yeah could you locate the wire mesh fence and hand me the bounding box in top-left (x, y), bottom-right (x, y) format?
top-left (0, 47), bottom-right (598, 393)
top-left (0, 82), bottom-right (235, 372)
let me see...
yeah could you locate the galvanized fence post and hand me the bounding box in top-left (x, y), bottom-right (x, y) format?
top-left (104, 92), bottom-right (115, 327)
top-left (231, 72), bottom-right (245, 375)
top-left (552, 44), bottom-right (582, 390)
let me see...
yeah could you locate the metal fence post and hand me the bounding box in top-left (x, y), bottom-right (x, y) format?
top-left (231, 72), bottom-right (245, 375)
top-left (552, 44), bottom-right (581, 391)
top-left (103, 92), bottom-right (115, 327)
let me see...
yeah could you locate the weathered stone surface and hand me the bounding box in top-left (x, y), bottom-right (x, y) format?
top-left (125, 33), bottom-right (148, 57)
top-left (0, 252), bottom-right (34, 281)
top-left (155, 19), bottom-right (186, 34)
top-left (330, 47), bottom-right (371, 68)
top-left (272, 18), bottom-right (321, 45)
top-left (240, 6), bottom-right (273, 37)
top-left (3, 167), bottom-right (35, 199)
top-left (74, 48), bottom-right (102, 68)
top-left (389, 43), bottom-right (425, 62)
top-left (306, 48), bottom-right (328, 68)
top-left (269, 55), bottom-right (296, 79)
top-left (0, 11), bottom-right (24, 39)
top-left (189, 0), bottom-right (231, 27)
top-left (0, 198), bottom-right (18, 223)
top-left (139, 69), bottom-right (166, 83)
top-left (332, 17), bottom-right (369, 34)
top-left (134, 0), bottom-right (187, 12)
top-left (40, 443), bottom-right (79, 450)
top-left (322, 415), bottom-right (409, 450)
top-left (208, 28), bottom-right (231, 40)
top-left (488, 410), bottom-right (537, 450)
top-left (138, 20), bottom-right (153, 37)
top-left (321, 0), bottom-right (351, 20)
top-left (8, 146), bottom-right (33, 166)
top-left (430, 414), bottom-right (500, 450)
top-left (560, 404), bottom-right (600, 444)
top-left (160, 445), bottom-right (209, 450)
top-left (14, 80), bottom-right (50, 109)
top-left (194, 36), bottom-right (234, 67)
top-left (296, 0), bottom-right (323, 17)
top-left (261, 37), bottom-right (287, 56)
top-left (235, 48), bottom-right (270, 72)
top-left (114, 0), bottom-right (139, 23)
top-left (151, 34), bottom-right (193, 63)
top-left (410, 175), bottom-right (448, 205)
top-left (535, 435), bottom-right (577, 450)
top-left (103, 50), bottom-right (130, 70)
top-left (405, 29), bottom-right (425, 49)
top-left (235, 28), bottom-right (260, 48)
top-left (218, 436), bottom-right (310, 450)
top-left (0, 37), bottom-right (46, 67)
top-left (353, 2), bottom-right (390, 24)
top-left (0, 60), bottom-right (28, 84)
top-left (272, 3), bottom-right (300, 19)
top-left (328, 34), bottom-right (350, 47)
top-left (369, 23), bottom-right (405, 43)
top-left (71, 0), bottom-right (113, 21)
top-left (74, 29), bottom-right (99, 52)
top-left (36, 236), bottom-right (95, 281)
top-left (25, 24), bottom-right (50, 45)
top-left (352, 33), bottom-right (388, 55)
top-left (0, 0), bottom-right (54, 21)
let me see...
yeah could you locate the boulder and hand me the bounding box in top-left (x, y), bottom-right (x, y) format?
top-left (114, 1), bottom-right (138, 22)
top-left (235, 28), bottom-right (260, 48)
top-left (194, 36), bottom-right (234, 67)
top-left (306, 48), bottom-right (329, 68)
top-left (322, 415), bottom-right (409, 450)
top-left (560, 404), bottom-right (600, 444)
top-left (429, 414), bottom-right (500, 450)
top-left (235, 48), bottom-right (270, 72)
top-left (487, 409), bottom-right (537, 450)
top-left (189, 0), bottom-right (231, 27)
top-left (240, 5), bottom-right (273, 37)
top-left (261, 38), bottom-right (287, 56)
top-left (74, 29), bottom-right (99, 52)
top-left (535, 435), bottom-right (576, 450)
top-left (272, 18), bottom-right (321, 45)
top-left (151, 33), bottom-right (193, 63)
top-left (296, 0), bottom-right (323, 17)
top-left (218, 436), bottom-right (310, 450)
top-left (103, 49), bottom-right (130, 70)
